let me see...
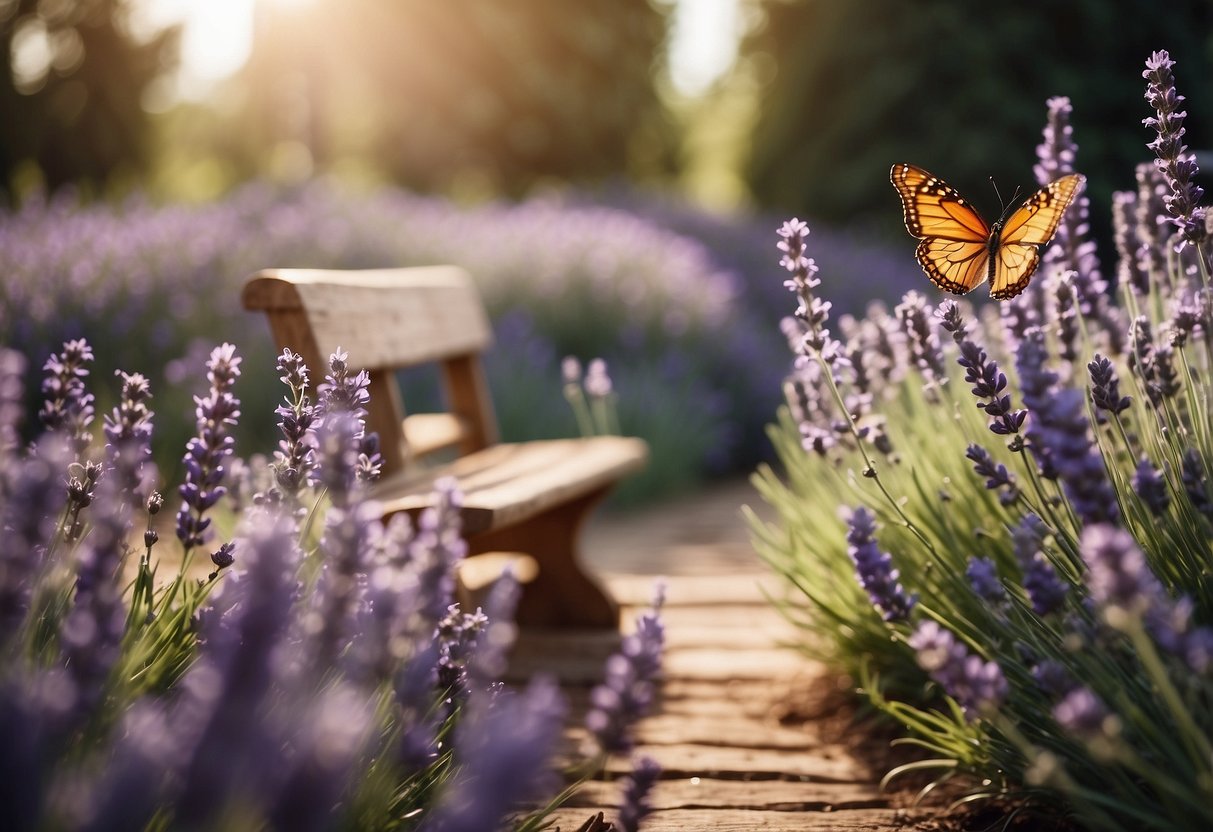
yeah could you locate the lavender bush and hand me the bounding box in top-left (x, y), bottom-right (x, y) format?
top-left (754, 52), bottom-right (1213, 830)
top-left (0, 338), bottom-right (663, 831)
top-left (0, 180), bottom-right (914, 504)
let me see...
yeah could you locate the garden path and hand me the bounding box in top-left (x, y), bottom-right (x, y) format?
top-left (509, 478), bottom-right (942, 832)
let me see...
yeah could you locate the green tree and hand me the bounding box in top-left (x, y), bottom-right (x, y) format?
top-left (0, 0), bottom-right (178, 201)
top-left (741, 0), bottom-right (1213, 231)
top-left (239, 0), bottom-right (675, 195)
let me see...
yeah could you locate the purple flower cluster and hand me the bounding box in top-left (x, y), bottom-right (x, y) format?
top-left (39, 338), bottom-right (95, 458)
top-left (1082, 524), bottom-right (1213, 671)
top-left (1087, 354), bottom-right (1131, 417)
top-left (175, 344), bottom-right (241, 553)
top-left (896, 291), bottom-right (947, 395)
top-left (938, 300), bottom-right (1026, 443)
top-left (0, 349), bottom-right (26, 458)
top-left (846, 506), bottom-right (916, 622)
top-left (1143, 50), bottom-right (1206, 246)
top-left (271, 349), bottom-right (318, 498)
top-left (317, 348), bottom-right (382, 488)
top-left (1012, 515), bottom-right (1070, 617)
top-left (965, 443), bottom-right (1019, 505)
top-left (586, 584), bottom-right (666, 755)
top-left (1016, 329), bottom-right (1120, 525)
top-left (909, 621), bottom-right (1008, 718)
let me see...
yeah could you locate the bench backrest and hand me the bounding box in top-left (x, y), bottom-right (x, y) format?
top-left (242, 266), bottom-right (499, 477)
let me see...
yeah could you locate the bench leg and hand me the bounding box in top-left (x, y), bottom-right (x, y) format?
top-left (466, 487), bottom-right (618, 629)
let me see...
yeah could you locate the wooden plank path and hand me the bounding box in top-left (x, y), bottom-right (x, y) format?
top-left (509, 480), bottom-right (944, 832)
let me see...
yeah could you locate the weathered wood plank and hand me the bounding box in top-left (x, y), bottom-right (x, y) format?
top-left (544, 807), bottom-right (925, 832)
top-left (563, 777), bottom-right (889, 811)
top-left (594, 742), bottom-right (872, 783)
top-left (373, 437), bottom-right (648, 534)
top-left (605, 572), bottom-right (788, 606)
top-left (242, 267), bottom-right (492, 369)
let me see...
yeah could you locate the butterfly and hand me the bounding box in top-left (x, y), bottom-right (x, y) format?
top-left (890, 162), bottom-right (1085, 300)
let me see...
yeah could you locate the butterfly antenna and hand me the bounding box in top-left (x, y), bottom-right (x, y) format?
top-left (989, 177), bottom-right (1022, 223)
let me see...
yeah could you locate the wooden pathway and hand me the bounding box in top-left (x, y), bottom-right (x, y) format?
top-left (509, 480), bottom-right (945, 832)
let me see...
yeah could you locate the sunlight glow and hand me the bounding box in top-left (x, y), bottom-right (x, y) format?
top-left (136, 0), bottom-right (255, 99)
top-left (146, 0), bottom-right (738, 103)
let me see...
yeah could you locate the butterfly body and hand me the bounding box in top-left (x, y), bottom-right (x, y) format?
top-left (890, 162), bottom-right (1084, 300)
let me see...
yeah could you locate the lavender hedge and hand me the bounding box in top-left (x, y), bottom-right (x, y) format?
top-left (0, 182), bottom-right (917, 503)
top-left (0, 337), bottom-right (665, 831)
top-left (754, 52), bottom-right (1213, 830)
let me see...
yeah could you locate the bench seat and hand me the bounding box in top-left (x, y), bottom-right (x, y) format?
top-left (372, 436), bottom-right (648, 535)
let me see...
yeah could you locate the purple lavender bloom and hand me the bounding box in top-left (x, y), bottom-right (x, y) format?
top-left (317, 348), bottom-right (382, 484)
top-left (304, 498), bottom-right (381, 673)
top-left (266, 684), bottom-right (373, 832)
top-left (1032, 660), bottom-right (1076, 698)
top-left (1180, 450), bottom-right (1212, 520)
top-left (1113, 190), bottom-right (1151, 296)
top-left (0, 438), bottom-right (70, 647)
top-left (465, 569), bottom-right (521, 691)
top-left (1143, 50), bottom-right (1206, 246)
top-left (272, 349), bottom-right (318, 498)
top-left (1082, 524), bottom-right (1163, 615)
top-left (895, 291), bottom-right (947, 394)
top-left (1017, 330), bottom-right (1120, 525)
top-left (0, 349), bottom-right (25, 458)
top-left (409, 477), bottom-right (468, 623)
top-left (966, 557), bottom-right (1005, 603)
top-left (424, 680), bottom-right (566, 832)
top-left (315, 410), bottom-right (363, 505)
top-left (617, 755), bottom-right (661, 832)
top-left (1011, 515), bottom-right (1069, 616)
top-left (955, 335), bottom-right (1026, 439)
top-left (845, 506), bottom-right (916, 622)
top-left (436, 604), bottom-right (491, 697)
top-left (1087, 354), bottom-right (1131, 416)
top-left (39, 338), bottom-right (95, 457)
top-left (175, 343), bottom-right (241, 553)
top-left (1134, 162), bottom-right (1172, 273)
top-left (585, 358), bottom-right (614, 399)
top-left (908, 621), bottom-right (1008, 718)
top-left (1035, 98), bottom-right (1109, 320)
top-left (965, 444), bottom-right (1019, 505)
top-left (586, 586), bottom-right (666, 755)
top-left (59, 469), bottom-right (135, 722)
top-left (1053, 686), bottom-right (1111, 737)
top-left (1052, 273), bottom-right (1080, 364)
top-left (1133, 458), bottom-right (1170, 516)
top-left (102, 371), bottom-right (155, 502)
top-left (174, 508), bottom-right (301, 827)
top-left (778, 218), bottom-right (843, 363)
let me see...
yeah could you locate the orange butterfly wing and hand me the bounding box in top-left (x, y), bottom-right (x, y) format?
top-left (890, 163), bottom-right (991, 296)
top-left (990, 173), bottom-right (1085, 299)
top-left (891, 164), bottom-right (1085, 301)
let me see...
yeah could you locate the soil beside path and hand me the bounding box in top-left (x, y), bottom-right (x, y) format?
top-left (510, 478), bottom-right (952, 832)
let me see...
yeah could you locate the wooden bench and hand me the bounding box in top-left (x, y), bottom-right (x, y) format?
top-left (241, 266), bottom-right (648, 628)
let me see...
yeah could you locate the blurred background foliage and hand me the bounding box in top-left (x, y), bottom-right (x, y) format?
top-left (743, 0), bottom-right (1213, 233)
top-left (2, 0), bottom-right (1212, 501)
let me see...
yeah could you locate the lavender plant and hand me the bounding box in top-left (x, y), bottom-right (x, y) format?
top-left (0, 340), bottom-right (663, 831)
top-left (753, 51), bottom-right (1213, 831)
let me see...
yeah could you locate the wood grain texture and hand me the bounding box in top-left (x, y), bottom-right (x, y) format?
top-left (242, 267), bottom-right (492, 369)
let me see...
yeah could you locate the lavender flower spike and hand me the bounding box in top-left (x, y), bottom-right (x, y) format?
top-left (175, 343), bottom-right (241, 552)
top-left (1088, 355), bottom-right (1131, 416)
top-left (617, 755), bottom-right (661, 832)
top-left (0, 349), bottom-right (25, 458)
top-left (846, 506), bottom-right (916, 622)
top-left (1133, 458), bottom-right (1170, 516)
top-left (39, 338), bottom-right (96, 457)
top-left (1143, 50), bottom-right (1206, 246)
top-left (586, 583), bottom-right (666, 755)
top-left (424, 680), bottom-right (566, 832)
top-left (909, 621), bottom-right (1008, 718)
